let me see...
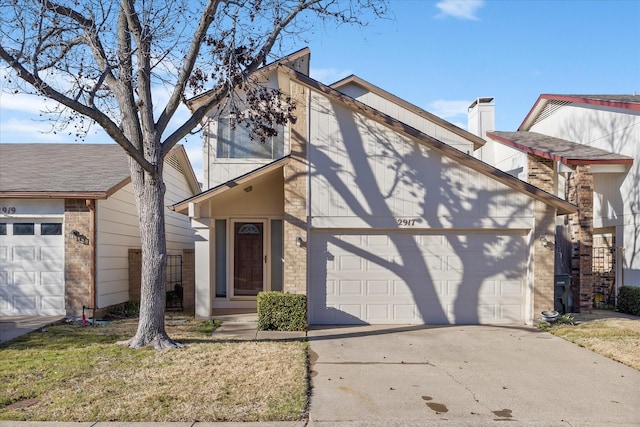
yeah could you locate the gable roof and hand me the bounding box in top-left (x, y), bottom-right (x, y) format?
top-left (0, 143), bottom-right (200, 199)
top-left (487, 131), bottom-right (634, 166)
top-left (331, 75), bottom-right (486, 151)
top-left (185, 47), bottom-right (311, 111)
top-left (170, 156), bottom-right (290, 214)
top-left (519, 94), bottom-right (640, 131)
top-left (277, 66), bottom-right (576, 215)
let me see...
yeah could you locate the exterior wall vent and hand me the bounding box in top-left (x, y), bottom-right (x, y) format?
top-left (166, 155), bottom-right (184, 174)
top-left (532, 100), bottom-right (572, 126)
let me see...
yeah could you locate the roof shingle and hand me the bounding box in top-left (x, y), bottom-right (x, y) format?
top-left (0, 144), bottom-right (131, 195)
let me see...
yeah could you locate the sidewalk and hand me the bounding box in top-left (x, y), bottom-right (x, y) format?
top-left (0, 423), bottom-right (304, 426)
top-left (210, 312), bottom-right (307, 341)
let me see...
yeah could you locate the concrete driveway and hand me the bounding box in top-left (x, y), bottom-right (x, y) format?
top-left (307, 324), bottom-right (640, 426)
top-left (0, 316), bottom-right (63, 344)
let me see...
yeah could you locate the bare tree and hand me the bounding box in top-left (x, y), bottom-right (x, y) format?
top-left (0, 0), bottom-right (386, 349)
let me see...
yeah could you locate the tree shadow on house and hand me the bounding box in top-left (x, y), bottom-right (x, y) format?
top-left (307, 100), bottom-right (531, 325)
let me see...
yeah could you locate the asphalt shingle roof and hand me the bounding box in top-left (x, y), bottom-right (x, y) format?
top-left (0, 143), bottom-right (131, 194)
top-left (488, 131), bottom-right (634, 165)
top-left (563, 95), bottom-right (640, 105)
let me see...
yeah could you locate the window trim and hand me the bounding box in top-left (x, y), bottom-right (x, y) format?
top-left (214, 116), bottom-right (289, 161)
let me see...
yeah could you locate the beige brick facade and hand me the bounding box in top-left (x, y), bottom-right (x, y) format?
top-left (567, 165), bottom-right (594, 312)
top-left (527, 156), bottom-right (558, 315)
top-left (283, 81), bottom-right (309, 295)
top-left (128, 248), bottom-right (195, 313)
top-left (64, 199), bottom-right (94, 316)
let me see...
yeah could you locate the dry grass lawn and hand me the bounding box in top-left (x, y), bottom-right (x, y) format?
top-left (0, 318), bottom-right (308, 422)
top-left (546, 314), bottom-right (640, 371)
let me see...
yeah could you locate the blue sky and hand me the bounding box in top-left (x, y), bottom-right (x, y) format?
top-left (1, 0), bottom-right (639, 181)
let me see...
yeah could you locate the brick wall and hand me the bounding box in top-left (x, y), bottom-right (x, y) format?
top-left (128, 249), bottom-right (142, 302)
top-left (528, 155), bottom-right (555, 194)
top-left (64, 199), bottom-right (93, 317)
top-left (567, 165), bottom-right (594, 312)
top-left (128, 248), bottom-right (195, 313)
top-left (182, 249), bottom-right (195, 312)
top-left (527, 156), bottom-right (558, 315)
top-left (283, 81), bottom-right (308, 294)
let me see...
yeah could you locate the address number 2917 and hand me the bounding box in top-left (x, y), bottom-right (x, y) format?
top-left (396, 218), bottom-right (417, 226)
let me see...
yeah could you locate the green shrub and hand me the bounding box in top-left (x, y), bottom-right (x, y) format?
top-left (257, 292), bottom-right (307, 331)
top-left (617, 286), bottom-right (640, 316)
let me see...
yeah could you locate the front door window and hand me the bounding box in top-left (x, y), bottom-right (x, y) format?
top-left (233, 222), bottom-right (264, 297)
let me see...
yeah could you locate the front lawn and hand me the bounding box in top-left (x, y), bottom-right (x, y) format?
top-left (544, 316), bottom-right (640, 371)
top-left (0, 318), bottom-right (308, 422)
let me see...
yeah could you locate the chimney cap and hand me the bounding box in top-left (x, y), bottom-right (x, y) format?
top-left (468, 97), bottom-right (495, 110)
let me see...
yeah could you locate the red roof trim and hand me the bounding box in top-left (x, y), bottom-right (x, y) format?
top-left (540, 94), bottom-right (640, 112)
top-left (487, 132), bottom-right (634, 166)
top-left (519, 94), bottom-right (640, 130)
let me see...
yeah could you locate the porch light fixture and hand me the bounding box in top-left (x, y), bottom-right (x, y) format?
top-left (69, 229), bottom-right (89, 245)
top-left (539, 235), bottom-right (553, 249)
top-left (296, 236), bottom-right (303, 247)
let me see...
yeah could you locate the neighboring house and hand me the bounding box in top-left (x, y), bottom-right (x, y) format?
top-left (0, 143), bottom-right (200, 317)
top-left (171, 48), bottom-right (575, 325)
top-left (469, 95), bottom-right (639, 313)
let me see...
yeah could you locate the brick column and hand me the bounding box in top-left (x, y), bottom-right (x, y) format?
top-left (567, 165), bottom-right (594, 312)
top-left (64, 199), bottom-right (93, 317)
top-left (527, 156), bottom-right (558, 316)
top-left (283, 81), bottom-right (308, 295)
top-left (128, 249), bottom-right (142, 302)
top-left (528, 155), bottom-right (555, 194)
top-left (182, 249), bottom-right (195, 313)
top-left (532, 201), bottom-right (557, 315)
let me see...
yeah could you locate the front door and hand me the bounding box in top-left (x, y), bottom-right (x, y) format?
top-left (233, 221), bottom-right (264, 297)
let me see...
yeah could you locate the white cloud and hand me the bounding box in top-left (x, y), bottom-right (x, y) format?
top-left (426, 99), bottom-right (471, 121)
top-left (435, 0), bottom-right (484, 21)
top-left (310, 67), bottom-right (353, 84)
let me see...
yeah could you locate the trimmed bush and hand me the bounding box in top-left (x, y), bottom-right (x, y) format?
top-left (617, 286), bottom-right (640, 316)
top-left (257, 291), bottom-right (307, 331)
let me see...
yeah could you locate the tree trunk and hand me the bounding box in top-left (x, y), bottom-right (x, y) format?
top-left (118, 154), bottom-right (182, 349)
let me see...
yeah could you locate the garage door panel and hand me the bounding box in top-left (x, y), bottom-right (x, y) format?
top-left (501, 280), bottom-right (524, 295)
top-left (367, 280), bottom-right (389, 295)
top-left (14, 272), bottom-right (37, 286)
top-left (14, 246), bottom-right (36, 261)
top-left (14, 296), bottom-right (38, 312)
top-left (41, 246), bottom-right (63, 260)
top-left (339, 255), bottom-right (362, 271)
top-left (310, 230), bottom-right (528, 325)
top-left (339, 280), bottom-right (362, 295)
top-left (41, 272), bottom-right (64, 286)
top-left (0, 221), bottom-right (64, 316)
top-left (41, 296), bottom-right (65, 313)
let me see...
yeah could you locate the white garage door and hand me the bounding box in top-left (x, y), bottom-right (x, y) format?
top-left (0, 221), bottom-right (65, 316)
top-left (309, 231), bottom-right (528, 325)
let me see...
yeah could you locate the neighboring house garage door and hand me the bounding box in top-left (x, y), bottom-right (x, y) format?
top-left (308, 231), bottom-right (528, 325)
top-left (0, 221), bottom-right (65, 316)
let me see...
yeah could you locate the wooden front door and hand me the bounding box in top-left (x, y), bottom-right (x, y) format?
top-left (233, 222), bottom-right (264, 297)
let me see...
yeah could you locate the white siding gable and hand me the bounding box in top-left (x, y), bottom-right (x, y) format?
top-left (202, 69), bottom-right (290, 188)
top-left (96, 156), bottom-right (196, 308)
top-left (337, 82), bottom-right (475, 154)
top-left (309, 92), bottom-right (534, 230)
top-left (96, 183), bottom-right (138, 307)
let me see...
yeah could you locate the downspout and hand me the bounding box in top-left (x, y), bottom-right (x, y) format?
top-left (86, 199), bottom-right (96, 309)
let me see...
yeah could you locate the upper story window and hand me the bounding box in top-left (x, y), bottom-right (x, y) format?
top-left (217, 117), bottom-right (285, 160)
